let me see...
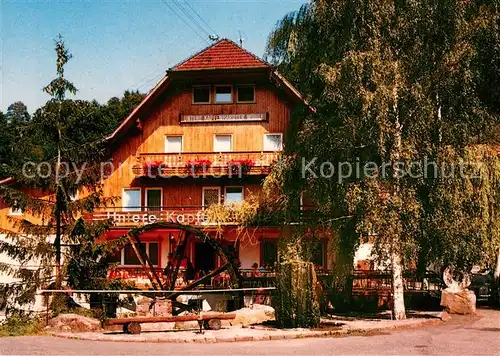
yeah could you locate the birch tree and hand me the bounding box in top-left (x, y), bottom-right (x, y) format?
top-left (266, 0), bottom-right (498, 319)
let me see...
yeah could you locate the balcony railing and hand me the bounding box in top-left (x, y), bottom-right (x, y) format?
top-left (86, 205), bottom-right (318, 228)
top-left (87, 206), bottom-right (216, 227)
top-left (132, 151), bottom-right (280, 177)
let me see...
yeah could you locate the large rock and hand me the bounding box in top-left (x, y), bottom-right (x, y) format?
top-left (47, 313), bottom-right (101, 332)
top-left (135, 297), bottom-right (172, 317)
top-left (440, 289), bottom-right (476, 315)
top-left (231, 304), bottom-right (275, 326)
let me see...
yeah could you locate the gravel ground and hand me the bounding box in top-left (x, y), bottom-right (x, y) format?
top-left (1, 309), bottom-right (499, 355)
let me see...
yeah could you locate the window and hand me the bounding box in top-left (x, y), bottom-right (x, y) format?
top-left (263, 133), bottom-right (283, 151)
top-left (122, 188), bottom-right (141, 212)
top-left (165, 135), bottom-right (183, 153)
top-left (215, 85), bottom-right (232, 103)
top-left (121, 242), bottom-right (159, 266)
top-left (237, 85), bottom-right (255, 103)
top-left (262, 239), bottom-right (278, 267)
top-left (225, 186), bottom-right (243, 204)
top-left (193, 86), bottom-right (210, 104)
top-left (214, 134), bottom-right (232, 152)
top-left (202, 187), bottom-right (221, 208)
top-left (145, 188), bottom-right (162, 212)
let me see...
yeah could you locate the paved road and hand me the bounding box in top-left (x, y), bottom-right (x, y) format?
top-left (1, 309), bottom-right (499, 355)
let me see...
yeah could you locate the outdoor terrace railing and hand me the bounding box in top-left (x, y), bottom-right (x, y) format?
top-left (132, 151), bottom-right (280, 177)
top-left (86, 205), bottom-right (215, 227)
top-left (86, 205), bottom-right (320, 227)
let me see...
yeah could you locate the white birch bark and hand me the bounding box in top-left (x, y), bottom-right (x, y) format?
top-left (390, 61), bottom-right (407, 320)
top-left (391, 244), bottom-right (406, 320)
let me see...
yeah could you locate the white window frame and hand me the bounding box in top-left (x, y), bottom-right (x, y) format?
top-left (192, 85), bottom-right (211, 104)
top-left (224, 186), bottom-right (244, 205)
top-left (263, 133), bottom-right (283, 152)
top-left (236, 84), bottom-right (256, 103)
top-left (145, 187), bottom-right (163, 211)
top-left (213, 134), bottom-right (233, 152)
top-left (165, 135), bottom-right (183, 153)
top-left (214, 85), bottom-right (233, 104)
top-left (120, 241), bottom-right (160, 267)
top-left (122, 188), bottom-right (142, 212)
top-left (202, 186), bottom-right (221, 208)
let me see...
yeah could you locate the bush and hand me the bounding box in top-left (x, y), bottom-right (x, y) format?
top-left (0, 312), bottom-right (44, 336)
top-left (275, 261), bottom-right (320, 328)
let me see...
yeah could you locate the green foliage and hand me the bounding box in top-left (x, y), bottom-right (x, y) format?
top-left (275, 260), bottom-right (320, 328)
top-left (0, 312), bottom-right (43, 337)
top-left (66, 219), bottom-right (127, 291)
top-left (421, 146), bottom-right (499, 272)
top-left (266, 0), bottom-right (499, 273)
top-left (0, 36), bottom-right (119, 311)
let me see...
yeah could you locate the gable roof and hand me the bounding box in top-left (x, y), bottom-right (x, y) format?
top-left (107, 40), bottom-right (314, 141)
top-left (171, 39), bottom-right (269, 71)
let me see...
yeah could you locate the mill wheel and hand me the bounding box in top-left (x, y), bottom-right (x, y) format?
top-left (123, 322), bottom-right (142, 334)
top-left (127, 222), bottom-right (243, 314)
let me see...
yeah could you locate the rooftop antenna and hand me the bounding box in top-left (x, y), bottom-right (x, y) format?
top-left (238, 30), bottom-right (244, 47)
top-left (209, 34), bottom-right (220, 42)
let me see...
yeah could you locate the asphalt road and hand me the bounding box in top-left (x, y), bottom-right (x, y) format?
top-left (1, 309), bottom-right (499, 356)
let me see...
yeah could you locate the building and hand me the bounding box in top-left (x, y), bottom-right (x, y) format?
top-left (0, 39), bottom-right (328, 289)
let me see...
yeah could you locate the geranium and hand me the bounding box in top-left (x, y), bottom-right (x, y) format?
top-left (185, 159), bottom-right (212, 171)
top-left (228, 159), bottom-right (254, 175)
top-left (142, 161), bottom-right (166, 176)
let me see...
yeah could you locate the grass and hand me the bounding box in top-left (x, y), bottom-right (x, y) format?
top-left (0, 312), bottom-right (44, 337)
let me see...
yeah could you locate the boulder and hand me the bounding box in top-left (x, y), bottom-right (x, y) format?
top-left (47, 313), bottom-right (101, 332)
top-left (440, 289), bottom-right (476, 315)
top-left (231, 304), bottom-right (275, 327)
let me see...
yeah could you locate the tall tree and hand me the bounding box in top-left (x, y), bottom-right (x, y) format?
top-left (0, 36), bottom-right (115, 311)
top-left (266, 0), bottom-right (498, 319)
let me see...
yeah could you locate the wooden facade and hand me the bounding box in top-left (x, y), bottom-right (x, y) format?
top-left (0, 40), bottom-right (328, 279)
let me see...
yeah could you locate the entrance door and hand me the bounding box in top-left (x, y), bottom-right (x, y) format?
top-left (194, 243), bottom-right (216, 273)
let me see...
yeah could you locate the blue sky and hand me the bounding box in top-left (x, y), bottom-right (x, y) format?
top-left (1, 0), bottom-right (305, 113)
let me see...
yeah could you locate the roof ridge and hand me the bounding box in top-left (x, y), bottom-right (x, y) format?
top-left (171, 38), bottom-right (270, 71)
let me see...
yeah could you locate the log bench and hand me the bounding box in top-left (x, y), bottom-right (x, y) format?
top-left (105, 312), bottom-right (236, 334)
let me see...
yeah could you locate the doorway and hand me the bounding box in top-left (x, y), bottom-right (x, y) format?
top-left (194, 243), bottom-right (216, 273)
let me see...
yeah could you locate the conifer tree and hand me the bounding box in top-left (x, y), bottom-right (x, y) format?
top-left (0, 36), bottom-right (116, 311)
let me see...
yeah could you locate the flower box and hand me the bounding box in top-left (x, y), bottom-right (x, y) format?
top-left (185, 159), bottom-right (212, 172)
top-left (142, 161), bottom-right (166, 176)
top-left (228, 159), bottom-right (254, 175)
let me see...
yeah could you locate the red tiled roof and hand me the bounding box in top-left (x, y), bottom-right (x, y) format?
top-left (172, 39), bottom-right (269, 71)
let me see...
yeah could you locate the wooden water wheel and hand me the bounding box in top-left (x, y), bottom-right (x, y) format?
top-left (124, 222), bottom-right (242, 314)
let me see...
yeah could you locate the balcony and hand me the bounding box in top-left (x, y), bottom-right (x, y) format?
top-left (88, 206), bottom-right (215, 228)
top-left (87, 205), bottom-right (318, 228)
top-left (132, 151), bottom-right (280, 178)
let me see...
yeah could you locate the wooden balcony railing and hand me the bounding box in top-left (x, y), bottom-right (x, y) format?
top-left (87, 206), bottom-right (217, 227)
top-left (132, 151), bottom-right (280, 177)
top-left (86, 205), bottom-right (321, 228)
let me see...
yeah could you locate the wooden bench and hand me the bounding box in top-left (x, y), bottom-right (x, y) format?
top-left (105, 312), bottom-right (236, 334)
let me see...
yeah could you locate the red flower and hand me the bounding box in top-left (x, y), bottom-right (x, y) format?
top-left (228, 159), bottom-right (254, 174)
top-left (185, 159), bottom-right (212, 171)
top-left (142, 161), bottom-right (167, 175)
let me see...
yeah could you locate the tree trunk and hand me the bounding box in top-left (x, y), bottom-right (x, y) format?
top-left (54, 123), bottom-right (62, 290)
top-left (390, 61), bottom-right (406, 320)
top-left (494, 247), bottom-right (500, 280)
top-left (391, 244), bottom-right (406, 320)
